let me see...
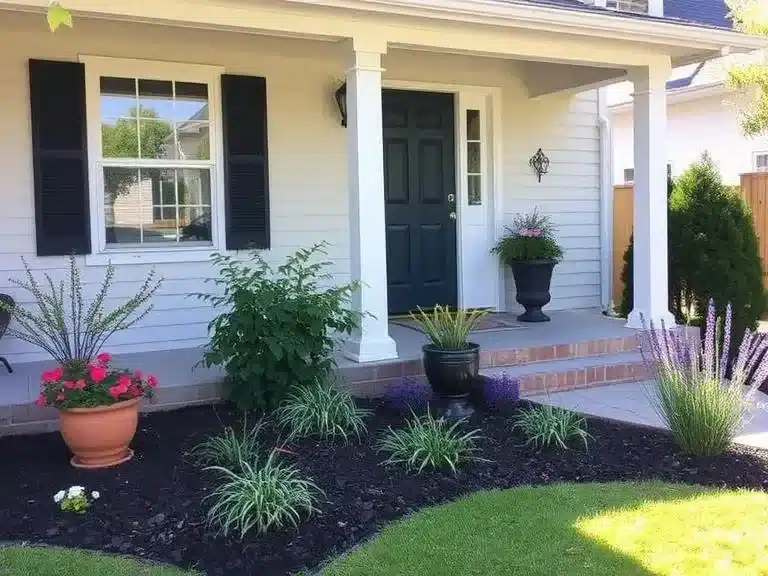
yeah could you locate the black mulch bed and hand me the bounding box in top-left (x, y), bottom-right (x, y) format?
top-left (2, 400), bottom-right (768, 575)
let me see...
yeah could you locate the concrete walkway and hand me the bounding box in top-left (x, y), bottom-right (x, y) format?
top-left (528, 381), bottom-right (768, 450)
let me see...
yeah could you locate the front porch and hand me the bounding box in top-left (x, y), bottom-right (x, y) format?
top-left (339, 308), bottom-right (643, 397)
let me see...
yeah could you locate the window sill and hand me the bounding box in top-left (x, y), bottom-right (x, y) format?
top-left (85, 248), bottom-right (216, 267)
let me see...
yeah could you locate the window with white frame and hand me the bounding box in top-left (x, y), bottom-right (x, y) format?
top-left (605, 0), bottom-right (649, 13)
top-left (466, 109), bottom-right (482, 205)
top-left (91, 61), bottom-right (218, 250)
top-left (755, 152), bottom-right (768, 172)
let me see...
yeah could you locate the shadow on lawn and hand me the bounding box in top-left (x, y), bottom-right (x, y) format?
top-left (322, 481), bottom-right (762, 576)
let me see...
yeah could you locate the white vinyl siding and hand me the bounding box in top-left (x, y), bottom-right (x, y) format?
top-left (0, 11), bottom-right (603, 363)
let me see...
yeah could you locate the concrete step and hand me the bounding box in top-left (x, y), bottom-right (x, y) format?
top-left (481, 351), bottom-right (645, 397)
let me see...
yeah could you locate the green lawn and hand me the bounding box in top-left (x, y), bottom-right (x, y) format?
top-left (324, 482), bottom-right (768, 576)
top-left (0, 546), bottom-right (195, 576)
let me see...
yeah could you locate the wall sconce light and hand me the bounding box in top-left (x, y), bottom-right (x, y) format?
top-left (529, 148), bottom-right (550, 182)
top-left (335, 81), bottom-right (347, 127)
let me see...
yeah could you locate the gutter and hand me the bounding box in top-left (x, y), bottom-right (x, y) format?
top-left (598, 89), bottom-right (614, 311)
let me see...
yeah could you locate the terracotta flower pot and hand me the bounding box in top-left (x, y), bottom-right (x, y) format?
top-left (59, 398), bottom-right (140, 469)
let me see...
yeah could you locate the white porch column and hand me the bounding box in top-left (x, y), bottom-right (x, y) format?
top-left (342, 39), bottom-right (399, 362)
top-left (626, 61), bottom-right (676, 329)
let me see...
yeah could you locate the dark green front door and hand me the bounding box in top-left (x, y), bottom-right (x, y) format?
top-left (383, 89), bottom-right (457, 315)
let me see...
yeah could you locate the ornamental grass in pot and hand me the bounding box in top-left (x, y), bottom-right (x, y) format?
top-left (1, 255), bottom-right (161, 468)
top-left (410, 305), bottom-right (487, 419)
top-left (492, 209), bottom-right (563, 323)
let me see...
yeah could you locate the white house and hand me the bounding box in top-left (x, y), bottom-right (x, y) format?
top-left (0, 0), bottom-right (762, 426)
top-left (607, 0), bottom-right (768, 185)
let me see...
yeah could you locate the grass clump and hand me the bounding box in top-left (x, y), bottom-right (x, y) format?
top-left (205, 450), bottom-right (321, 539)
top-left (409, 305), bottom-right (487, 349)
top-left (513, 403), bottom-right (592, 450)
top-left (276, 379), bottom-right (371, 442)
top-left (191, 417), bottom-right (264, 470)
top-left (377, 411), bottom-right (484, 473)
top-left (641, 300), bottom-right (768, 456)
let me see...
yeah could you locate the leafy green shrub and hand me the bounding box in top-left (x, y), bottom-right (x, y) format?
top-left (191, 418), bottom-right (265, 470)
top-left (205, 451), bottom-right (321, 539)
top-left (513, 403), bottom-right (591, 449)
top-left (276, 378), bottom-right (370, 442)
top-left (377, 411), bottom-right (484, 473)
top-left (491, 208), bottom-right (563, 264)
top-left (618, 159), bottom-right (764, 333)
top-left (670, 155), bottom-right (765, 333)
top-left (409, 305), bottom-right (487, 350)
top-left (641, 301), bottom-right (768, 456)
top-left (196, 244), bottom-right (361, 411)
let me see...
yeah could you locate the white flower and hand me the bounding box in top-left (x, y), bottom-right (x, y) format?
top-left (53, 490), bottom-right (65, 503)
top-left (67, 486), bottom-right (84, 497)
top-left (91, 491), bottom-right (100, 500)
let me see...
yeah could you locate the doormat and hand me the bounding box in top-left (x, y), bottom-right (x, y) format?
top-left (390, 314), bottom-right (528, 334)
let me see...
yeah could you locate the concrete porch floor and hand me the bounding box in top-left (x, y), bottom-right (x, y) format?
top-left (339, 308), bottom-right (635, 367)
top-left (529, 381), bottom-right (768, 450)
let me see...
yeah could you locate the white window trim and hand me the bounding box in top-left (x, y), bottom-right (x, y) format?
top-left (80, 55), bottom-right (226, 266)
top-left (754, 151), bottom-right (768, 172)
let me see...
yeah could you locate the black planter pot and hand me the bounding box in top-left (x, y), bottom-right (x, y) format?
top-left (510, 260), bottom-right (556, 323)
top-left (422, 343), bottom-right (480, 419)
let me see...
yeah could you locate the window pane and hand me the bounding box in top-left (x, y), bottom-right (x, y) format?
top-left (141, 168), bottom-right (177, 243)
top-left (102, 117), bottom-right (139, 158)
top-left (179, 206), bottom-right (212, 242)
top-left (468, 175), bottom-right (481, 206)
top-left (138, 79), bottom-right (173, 122)
top-left (178, 169), bottom-right (211, 205)
top-left (467, 110), bottom-right (480, 141)
top-left (104, 167), bottom-right (140, 244)
top-left (175, 122), bottom-right (210, 160)
top-left (175, 82), bottom-right (209, 121)
top-left (139, 119), bottom-right (174, 159)
top-left (468, 142), bottom-right (481, 174)
top-left (100, 77), bottom-right (136, 119)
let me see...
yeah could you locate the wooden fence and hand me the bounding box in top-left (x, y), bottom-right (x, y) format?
top-left (612, 172), bottom-right (768, 304)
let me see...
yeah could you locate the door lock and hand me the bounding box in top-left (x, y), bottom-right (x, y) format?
top-left (447, 194), bottom-right (455, 203)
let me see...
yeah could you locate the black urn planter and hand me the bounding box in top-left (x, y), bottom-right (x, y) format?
top-left (422, 343), bottom-right (480, 420)
top-left (510, 260), bottom-right (556, 323)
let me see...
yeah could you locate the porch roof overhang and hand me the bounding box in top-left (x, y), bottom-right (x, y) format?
top-left (285, 0), bottom-right (768, 67)
top-left (2, 0), bottom-right (766, 96)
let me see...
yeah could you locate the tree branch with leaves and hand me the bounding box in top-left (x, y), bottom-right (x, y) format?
top-left (47, 1), bottom-right (72, 31)
top-left (727, 0), bottom-right (768, 136)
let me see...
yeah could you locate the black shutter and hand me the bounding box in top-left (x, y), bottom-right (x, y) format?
top-left (29, 59), bottom-right (90, 256)
top-left (221, 74), bottom-right (270, 250)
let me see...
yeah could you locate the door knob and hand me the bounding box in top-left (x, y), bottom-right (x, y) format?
top-left (449, 212), bottom-right (457, 221)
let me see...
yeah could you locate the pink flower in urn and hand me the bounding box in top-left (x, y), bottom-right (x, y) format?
top-left (519, 228), bottom-right (531, 237)
top-left (96, 352), bottom-right (112, 367)
top-left (34, 393), bottom-right (47, 407)
top-left (532, 228), bottom-right (542, 237)
top-left (147, 375), bottom-right (158, 388)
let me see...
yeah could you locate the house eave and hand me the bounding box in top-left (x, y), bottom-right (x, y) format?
top-left (609, 81), bottom-right (727, 113)
top-left (286, 0), bottom-right (768, 60)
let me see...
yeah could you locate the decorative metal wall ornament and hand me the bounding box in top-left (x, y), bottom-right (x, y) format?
top-left (529, 148), bottom-right (550, 182)
top-left (335, 81), bottom-right (347, 127)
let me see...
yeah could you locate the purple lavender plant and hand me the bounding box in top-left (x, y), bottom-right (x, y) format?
top-left (482, 373), bottom-right (520, 408)
top-left (385, 377), bottom-right (433, 414)
top-left (639, 299), bottom-right (768, 456)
